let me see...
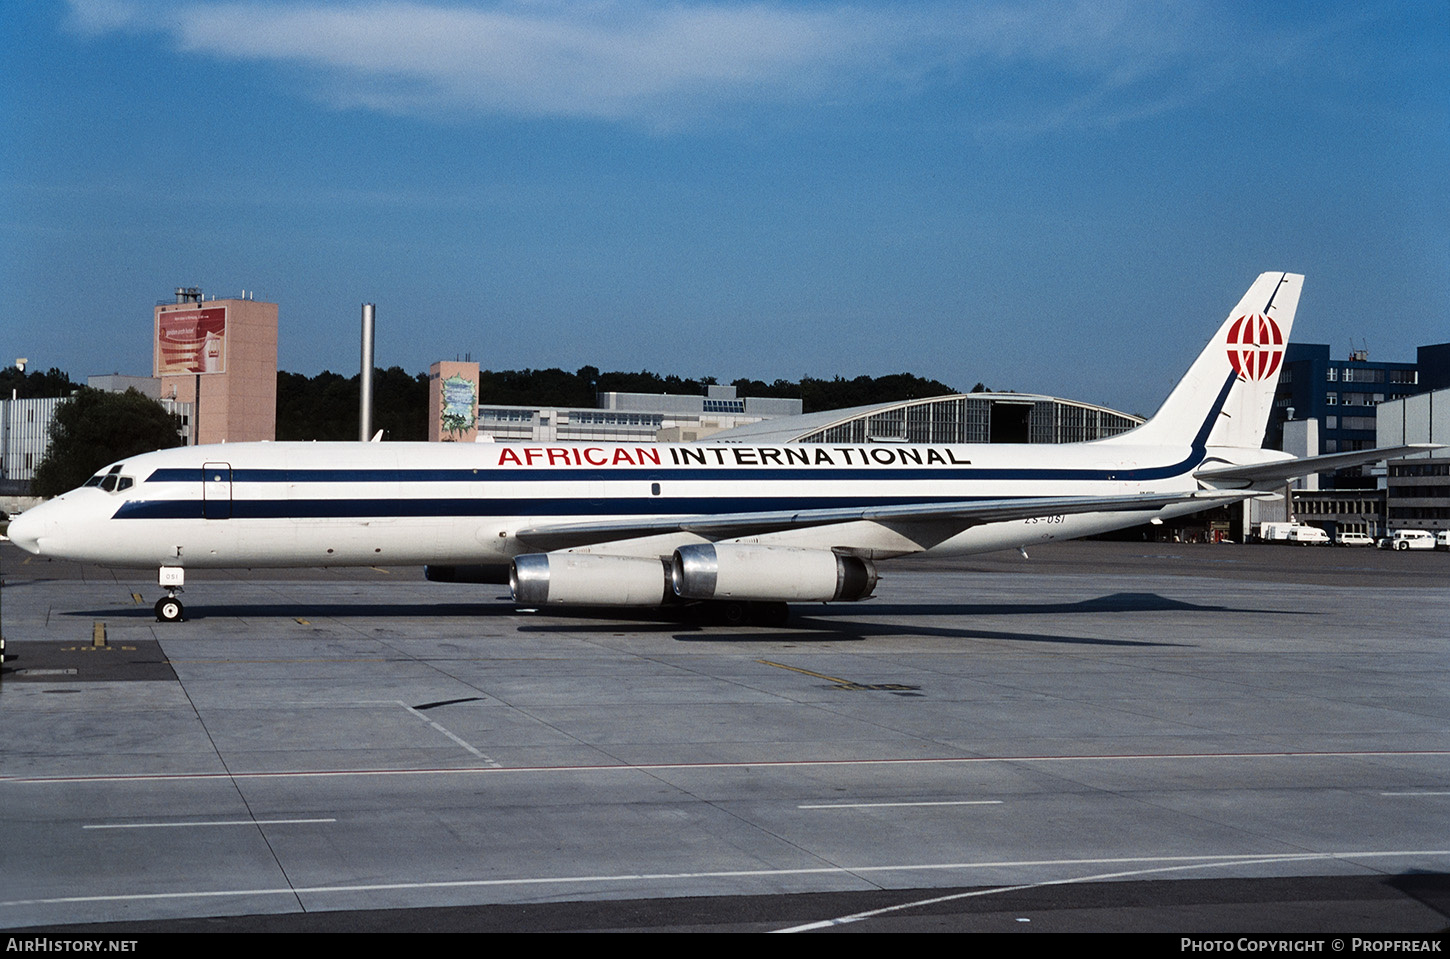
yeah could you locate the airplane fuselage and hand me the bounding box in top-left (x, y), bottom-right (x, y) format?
top-left (15, 438), bottom-right (1281, 571)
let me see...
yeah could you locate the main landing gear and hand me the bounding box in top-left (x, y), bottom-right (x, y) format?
top-left (156, 565), bottom-right (185, 622)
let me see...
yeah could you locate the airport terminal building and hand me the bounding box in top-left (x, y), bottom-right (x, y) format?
top-left (1291, 385), bottom-right (1450, 538)
top-left (1265, 341), bottom-right (1450, 537)
top-left (1268, 341), bottom-right (1447, 487)
top-left (1377, 386), bottom-right (1450, 534)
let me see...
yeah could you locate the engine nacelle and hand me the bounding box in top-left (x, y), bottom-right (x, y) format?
top-left (510, 553), bottom-right (672, 607)
top-left (671, 544), bottom-right (878, 603)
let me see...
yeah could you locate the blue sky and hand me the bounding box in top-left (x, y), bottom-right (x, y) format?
top-left (4, 0), bottom-right (1447, 416)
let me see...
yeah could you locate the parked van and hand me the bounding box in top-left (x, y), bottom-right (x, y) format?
top-left (1334, 531), bottom-right (1374, 547)
top-left (1376, 530), bottom-right (1436, 551)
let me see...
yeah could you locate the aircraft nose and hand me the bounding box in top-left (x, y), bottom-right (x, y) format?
top-left (6, 506), bottom-right (49, 555)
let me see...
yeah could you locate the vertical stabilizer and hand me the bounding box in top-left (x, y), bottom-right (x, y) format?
top-left (1105, 272), bottom-right (1302, 450)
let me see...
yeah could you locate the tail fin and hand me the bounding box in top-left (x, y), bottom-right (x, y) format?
top-left (1103, 272), bottom-right (1302, 450)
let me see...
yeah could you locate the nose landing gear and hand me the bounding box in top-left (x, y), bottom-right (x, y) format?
top-left (154, 594), bottom-right (184, 622)
top-left (156, 565), bottom-right (185, 622)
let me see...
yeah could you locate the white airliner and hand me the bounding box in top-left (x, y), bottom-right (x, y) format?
top-left (7, 272), bottom-right (1435, 624)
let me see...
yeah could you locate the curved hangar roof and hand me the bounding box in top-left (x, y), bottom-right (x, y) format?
top-left (709, 392), bottom-right (1145, 445)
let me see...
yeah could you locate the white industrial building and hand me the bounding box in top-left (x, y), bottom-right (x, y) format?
top-left (0, 396), bottom-right (64, 491)
top-left (1377, 388), bottom-right (1450, 533)
top-left (477, 385), bottom-right (804, 444)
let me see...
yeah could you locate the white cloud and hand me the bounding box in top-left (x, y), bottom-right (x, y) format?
top-left (65, 0), bottom-right (146, 33)
top-left (62, 0), bottom-right (1264, 130)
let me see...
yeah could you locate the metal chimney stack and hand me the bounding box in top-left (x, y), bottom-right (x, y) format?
top-left (359, 303), bottom-right (376, 441)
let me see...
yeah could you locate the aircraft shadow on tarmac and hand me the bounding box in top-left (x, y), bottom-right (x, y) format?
top-left (60, 591), bottom-right (1288, 647)
top-left (524, 591), bottom-right (1256, 646)
top-left (671, 616), bottom-right (1193, 647)
top-left (814, 591), bottom-right (1285, 618)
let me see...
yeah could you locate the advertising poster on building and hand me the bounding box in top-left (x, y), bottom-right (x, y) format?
top-left (156, 307), bottom-right (227, 375)
top-left (440, 373), bottom-right (477, 439)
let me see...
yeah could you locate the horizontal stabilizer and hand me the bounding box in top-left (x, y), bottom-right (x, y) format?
top-left (515, 490), bottom-right (1249, 551)
top-left (1194, 444), bottom-right (1444, 488)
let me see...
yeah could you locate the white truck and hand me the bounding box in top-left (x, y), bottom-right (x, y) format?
top-left (1259, 522), bottom-right (1328, 544)
top-left (1259, 522), bottom-right (1296, 542)
top-left (1287, 525), bottom-right (1330, 545)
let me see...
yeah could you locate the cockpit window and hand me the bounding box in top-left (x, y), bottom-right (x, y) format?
top-left (79, 463), bottom-right (133, 493)
top-left (90, 464), bottom-right (133, 493)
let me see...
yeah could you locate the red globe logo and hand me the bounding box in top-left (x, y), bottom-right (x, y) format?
top-left (1226, 314), bottom-right (1283, 381)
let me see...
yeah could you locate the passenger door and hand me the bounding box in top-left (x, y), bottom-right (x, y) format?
top-left (202, 462), bottom-right (232, 520)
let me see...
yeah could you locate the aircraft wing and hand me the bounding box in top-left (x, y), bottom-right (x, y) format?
top-left (513, 490), bottom-right (1248, 551)
top-left (1194, 444), bottom-right (1443, 488)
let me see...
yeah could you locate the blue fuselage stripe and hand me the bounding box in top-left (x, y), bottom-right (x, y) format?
top-left (116, 494), bottom-right (1028, 521)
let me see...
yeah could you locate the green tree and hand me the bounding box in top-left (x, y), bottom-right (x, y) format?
top-left (275, 367), bottom-right (429, 441)
top-left (31, 389), bottom-right (182, 496)
top-left (374, 366), bottom-right (429, 441)
top-left (0, 366), bottom-right (75, 399)
top-left (796, 373), bottom-right (957, 413)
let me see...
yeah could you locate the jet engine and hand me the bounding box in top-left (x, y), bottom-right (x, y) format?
top-left (671, 544), bottom-right (878, 603)
top-left (510, 553), bottom-right (672, 607)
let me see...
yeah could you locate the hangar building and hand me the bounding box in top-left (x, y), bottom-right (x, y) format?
top-left (710, 392), bottom-right (1144, 445)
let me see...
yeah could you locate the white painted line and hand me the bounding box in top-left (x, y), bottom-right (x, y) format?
top-left (7, 748), bottom-right (1448, 785)
top-left (2, 849), bottom-right (1446, 911)
top-left (83, 818), bottom-right (336, 830)
top-left (1380, 791), bottom-right (1450, 797)
top-left (798, 800), bottom-right (1004, 809)
top-left (402, 703), bottom-right (499, 766)
top-left (775, 853), bottom-right (1359, 933)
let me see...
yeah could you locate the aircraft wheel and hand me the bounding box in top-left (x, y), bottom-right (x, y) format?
top-left (706, 601), bottom-right (790, 627)
top-left (752, 602), bottom-right (790, 626)
top-left (155, 597), bottom-right (184, 622)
